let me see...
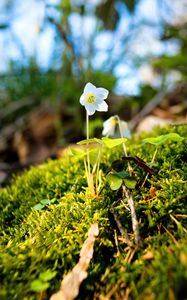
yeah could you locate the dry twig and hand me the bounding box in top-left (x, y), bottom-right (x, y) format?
top-left (122, 185), bottom-right (141, 246)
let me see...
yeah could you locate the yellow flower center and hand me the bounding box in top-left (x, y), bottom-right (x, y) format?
top-left (85, 92), bottom-right (96, 104)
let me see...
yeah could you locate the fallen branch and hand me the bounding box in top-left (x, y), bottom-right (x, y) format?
top-left (50, 223), bottom-right (99, 300)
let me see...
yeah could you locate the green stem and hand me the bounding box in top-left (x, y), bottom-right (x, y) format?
top-left (84, 157), bottom-right (89, 185)
top-left (86, 112), bottom-right (95, 195)
top-left (95, 149), bottom-right (101, 194)
top-left (116, 115), bottom-right (131, 175)
top-left (86, 112), bottom-right (91, 175)
top-left (116, 115), bottom-right (127, 156)
top-left (151, 147), bottom-right (158, 163)
top-left (141, 147), bottom-right (158, 188)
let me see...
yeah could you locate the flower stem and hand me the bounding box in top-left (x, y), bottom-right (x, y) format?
top-left (116, 115), bottom-right (127, 156)
top-left (86, 112), bottom-right (91, 175)
top-left (86, 112), bottom-right (89, 140)
top-left (116, 115), bottom-right (132, 175)
top-left (86, 112), bottom-right (95, 195)
top-left (95, 149), bottom-right (101, 194)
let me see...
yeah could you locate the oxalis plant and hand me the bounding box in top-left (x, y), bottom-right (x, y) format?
top-left (70, 82), bottom-right (184, 247)
top-left (70, 82), bottom-right (142, 246)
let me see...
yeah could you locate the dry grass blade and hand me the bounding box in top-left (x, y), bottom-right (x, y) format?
top-left (50, 223), bottom-right (99, 300)
top-left (170, 214), bottom-right (187, 234)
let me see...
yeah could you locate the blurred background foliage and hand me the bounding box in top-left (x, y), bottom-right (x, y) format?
top-left (0, 0), bottom-right (187, 170)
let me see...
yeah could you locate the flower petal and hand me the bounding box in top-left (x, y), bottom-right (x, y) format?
top-left (102, 122), bottom-right (112, 136)
top-left (102, 117), bottom-right (116, 136)
top-left (97, 101), bottom-right (108, 112)
top-left (95, 95), bottom-right (104, 104)
top-left (80, 93), bottom-right (86, 105)
top-left (84, 82), bottom-right (96, 94)
top-left (103, 126), bottom-right (115, 136)
top-left (121, 121), bottom-right (131, 138)
top-left (84, 103), bottom-right (96, 115)
top-left (97, 87), bottom-right (109, 99)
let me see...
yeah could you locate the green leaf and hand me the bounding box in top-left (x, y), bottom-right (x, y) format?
top-left (69, 147), bottom-right (86, 158)
top-left (40, 199), bottom-right (51, 205)
top-left (30, 279), bottom-right (49, 292)
top-left (32, 203), bottom-right (44, 210)
top-left (153, 54), bottom-right (187, 70)
top-left (102, 138), bottom-right (127, 148)
top-left (142, 133), bottom-right (184, 146)
top-left (116, 171), bottom-right (129, 179)
top-left (32, 199), bottom-right (56, 210)
top-left (39, 270), bottom-right (57, 282)
top-left (106, 172), bottom-right (123, 190)
top-left (124, 176), bottom-right (137, 189)
top-left (77, 138), bottom-right (102, 145)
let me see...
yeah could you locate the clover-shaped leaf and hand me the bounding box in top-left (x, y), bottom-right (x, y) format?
top-left (77, 138), bottom-right (102, 145)
top-left (124, 176), bottom-right (137, 189)
top-left (69, 147), bottom-right (86, 158)
top-left (102, 137), bottom-right (127, 148)
top-left (106, 172), bottom-right (123, 190)
top-left (142, 133), bottom-right (184, 146)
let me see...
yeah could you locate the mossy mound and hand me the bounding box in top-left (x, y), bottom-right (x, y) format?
top-left (0, 125), bottom-right (187, 300)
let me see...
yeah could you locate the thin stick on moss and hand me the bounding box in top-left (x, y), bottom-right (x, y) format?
top-left (116, 115), bottom-right (141, 246)
top-left (122, 185), bottom-right (141, 246)
top-left (124, 248), bottom-right (136, 264)
top-left (114, 229), bottom-right (120, 257)
top-left (111, 209), bottom-right (133, 247)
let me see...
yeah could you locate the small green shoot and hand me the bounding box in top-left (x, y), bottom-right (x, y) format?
top-left (141, 133), bottom-right (184, 187)
top-left (106, 172), bottom-right (123, 190)
top-left (32, 198), bottom-right (56, 210)
top-left (30, 270), bottom-right (57, 292)
top-left (30, 279), bottom-right (49, 292)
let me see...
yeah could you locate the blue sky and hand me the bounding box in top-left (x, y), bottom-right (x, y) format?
top-left (0, 0), bottom-right (186, 95)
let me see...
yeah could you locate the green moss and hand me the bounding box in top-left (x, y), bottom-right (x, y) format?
top-left (0, 125), bottom-right (187, 299)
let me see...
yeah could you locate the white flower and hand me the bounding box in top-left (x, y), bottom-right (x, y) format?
top-left (80, 82), bottom-right (109, 116)
top-left (102, 116), bottom-right (131, 138)
top-left (120, 121), bottom-right (131, 138)
top-left (102, 116), bottom-right (117, 136)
